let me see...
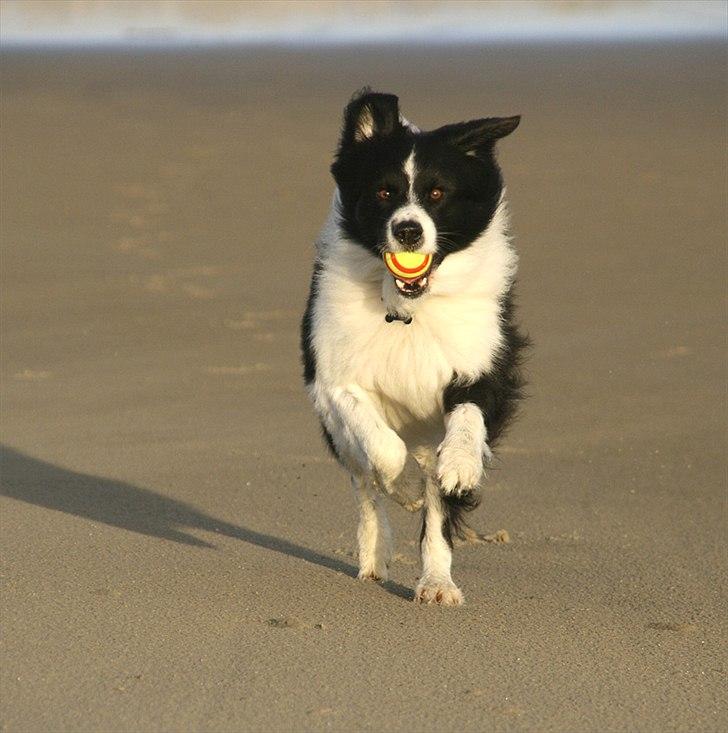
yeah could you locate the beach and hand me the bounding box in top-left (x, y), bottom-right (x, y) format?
top-left (1, 42), bottom-right (726, 731)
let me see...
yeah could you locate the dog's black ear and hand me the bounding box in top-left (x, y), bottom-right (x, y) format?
top-left (437, 116), bottom-right (521, 156)
top-left (341, 89), bottom-right (401, 146)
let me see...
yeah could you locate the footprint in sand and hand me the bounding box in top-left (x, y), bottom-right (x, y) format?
top-left (110, 183), bottom-right (174, 263)
top-left (13, 369), bottom-right (52, 381)
top-left (266, 617), bottom-right (325, 630)
top-left (203, 364), bottom-right (270, 376)
top-left (114, 235), bottom-right (162, 261)
top-left (646, 621), bottom-right (698, 633)
top-left (223, 308), bottom-right (299, 342)
top-left (658, 345), bottom-right (692, 358)
top-left (136, 265), bottom-right (222, 300)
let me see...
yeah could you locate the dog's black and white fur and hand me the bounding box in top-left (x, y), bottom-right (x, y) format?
top-left (301, 90), bottom-right (528, 605)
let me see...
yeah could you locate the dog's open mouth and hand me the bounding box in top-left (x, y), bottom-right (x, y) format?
top-left (383, 252), bottom-right (433, 299)
top-left (393, 273), bottom-right (430, 298)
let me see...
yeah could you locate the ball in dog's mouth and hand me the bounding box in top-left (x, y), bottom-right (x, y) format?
top-left (383, 252), bottom-right (433, 299)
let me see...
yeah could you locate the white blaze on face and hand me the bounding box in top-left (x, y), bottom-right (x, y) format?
top-left (386, 149), bottom-right (437, 255)
top-left (404, 149), bottom-right (417, 200)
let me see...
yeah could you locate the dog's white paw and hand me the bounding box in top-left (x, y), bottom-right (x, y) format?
top-left (415, 578), bottom-right (464, 606)
top-left (357, 525), bottom-right (392, 583)
top-left (436, 441), bottom-right (489, 495)
top-left (357, 561), bottom-right (389, 583)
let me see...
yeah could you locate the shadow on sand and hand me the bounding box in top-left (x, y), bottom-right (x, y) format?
top-left (0, 444), bottom-right (413, 600)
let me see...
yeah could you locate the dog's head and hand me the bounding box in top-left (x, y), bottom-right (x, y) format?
top-left (331, 89), bottom-right (519, 298)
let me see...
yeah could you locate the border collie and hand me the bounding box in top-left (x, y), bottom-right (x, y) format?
top-left (301, 90), bottom-right (528, 606)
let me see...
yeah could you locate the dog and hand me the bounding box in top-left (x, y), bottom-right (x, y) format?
top-left (301, 90), bottom-right (528, 605)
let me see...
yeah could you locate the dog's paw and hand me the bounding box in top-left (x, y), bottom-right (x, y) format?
top-left (436, 441), bottom-right (489, 495)
top-left (378, 453), bottom-right (426, 511)
top-left (415, 578), bottom-right (464, 606)
top-left (357, 563), bottom-right (388, 582)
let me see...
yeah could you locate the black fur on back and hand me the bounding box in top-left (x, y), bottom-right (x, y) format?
top-left (301, 261), bottom-right (341, 459)
top-left (443, 286), bottom-right (530, 446)
top-left (300, 260), bottom-right (321, 386)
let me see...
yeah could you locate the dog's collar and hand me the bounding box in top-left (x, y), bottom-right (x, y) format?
top-left (385, 312), bottom-right (413, 325)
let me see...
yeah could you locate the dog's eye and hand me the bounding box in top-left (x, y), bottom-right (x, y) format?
top-left (429, 187), bottom-right (444, 202)
top-left (376, 188), bottom-right (391, 201)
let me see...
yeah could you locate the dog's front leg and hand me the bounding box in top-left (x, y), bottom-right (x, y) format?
top-left (326, 385), bottom-right (426, 508)
top-left (352, 475), bottom-right (392, 581)
top-left (416, 477), bottom-right (464, 606)
top-left (436, 402), bottom-right (491, 495)
top-left (416, 403), bottom-right (490, 605)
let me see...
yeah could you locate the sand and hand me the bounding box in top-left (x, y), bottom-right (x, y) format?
top-left (1, 42), bottom-right (726, 732)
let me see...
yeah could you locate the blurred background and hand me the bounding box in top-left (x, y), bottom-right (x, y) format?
top-left (1, 0), bottom-right (725, 45)
top-left (1, 2), bottom-right (726, 733)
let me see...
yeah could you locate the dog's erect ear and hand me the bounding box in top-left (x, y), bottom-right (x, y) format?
top-left (437, 116), bottom-right (521, 156)
top-left (341, 90), bottom-right (401, 145)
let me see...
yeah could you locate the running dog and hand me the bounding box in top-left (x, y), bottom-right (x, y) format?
top-left (301, 90), bottom-right (528, 605)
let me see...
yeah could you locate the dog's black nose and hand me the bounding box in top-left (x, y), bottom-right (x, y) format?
top-left (392, 220), bottom-right (423, 248)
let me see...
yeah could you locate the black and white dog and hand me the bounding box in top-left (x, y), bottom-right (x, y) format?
top-left (301, 90), bottom-right (528, 605)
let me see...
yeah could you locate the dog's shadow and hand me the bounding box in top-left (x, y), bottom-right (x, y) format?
top-left (0, 445), bottom-right (413, 600)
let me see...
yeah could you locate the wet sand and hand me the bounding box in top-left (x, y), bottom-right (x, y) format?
top-left (1, 43), bottom-right (726, 732)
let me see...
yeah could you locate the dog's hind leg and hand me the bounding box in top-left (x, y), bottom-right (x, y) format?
top-left (415, 477), bottom-right (464, 606)
top-left (378, 452), bottom-right (426, 512)
top-left (352, 475), bottom-right (393, 582)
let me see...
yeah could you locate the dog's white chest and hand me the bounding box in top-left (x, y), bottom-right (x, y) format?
top-left (313, 276), bottom-right (503, 424)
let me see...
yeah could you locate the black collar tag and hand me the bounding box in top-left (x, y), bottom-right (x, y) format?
top-left (385, 312), bottom-right (413, 325)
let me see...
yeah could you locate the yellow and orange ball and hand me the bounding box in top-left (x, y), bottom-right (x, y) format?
top-left (383, 252), bottom-right (432, 282)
